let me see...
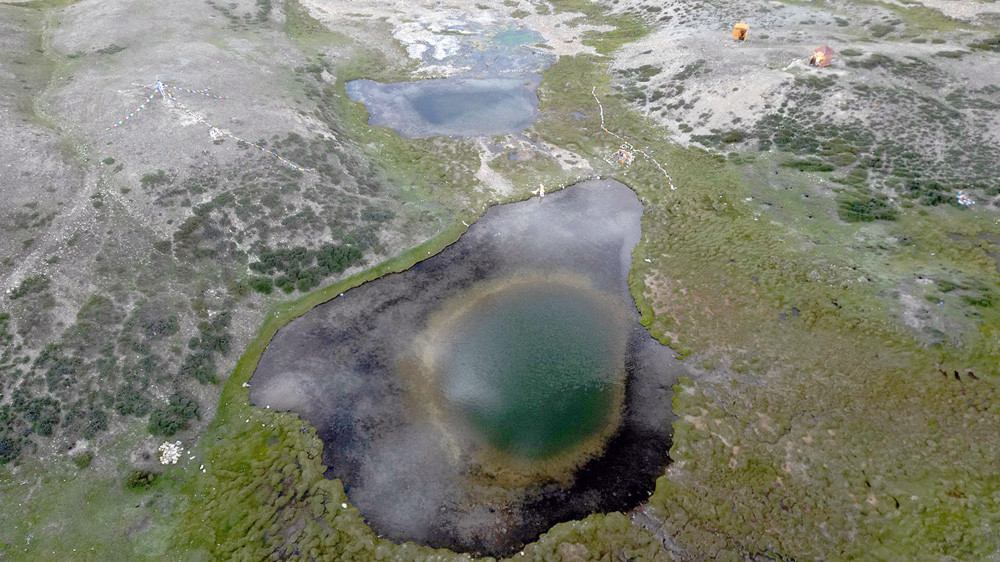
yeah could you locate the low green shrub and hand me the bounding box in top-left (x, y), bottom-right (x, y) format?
top-left (835, 191), bottom-right (898, 222)
top-left (148, 392), bottom-right (200, 436)
top-left (124, 468), bottom-right (158, 490)
top-left (781, 159), bottom-right (835, 173)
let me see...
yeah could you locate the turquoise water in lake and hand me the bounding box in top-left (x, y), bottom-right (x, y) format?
top-left (491, 27), bottom-right (544, 47)
top-left (437, 281), bottom-right (621, 459)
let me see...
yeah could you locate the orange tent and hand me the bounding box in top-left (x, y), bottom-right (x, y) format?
top-left (732, 22), bottom-right (749, 41)
top-left (810, 45), bottom-right (834, 67)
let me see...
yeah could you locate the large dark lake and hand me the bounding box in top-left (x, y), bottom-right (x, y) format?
top-left (250, 179), bottom-right (686, 557)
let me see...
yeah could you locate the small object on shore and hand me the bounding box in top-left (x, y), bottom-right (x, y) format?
top-left (956, 191), bottom-right (974, 206)
top-left (158, 441), bottom-right (183, 465)
top-left (531, 183), bottom-right (546, 198)
top-left (732, 22), bottom-right (749, 41)
top-left (809, 45), bottom-right (834, 67)
top-left (614, 144), bottom-right (636, 165)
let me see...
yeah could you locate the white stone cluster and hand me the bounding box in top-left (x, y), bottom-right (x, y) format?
top-left (158, 441), bottom-right (183, 465)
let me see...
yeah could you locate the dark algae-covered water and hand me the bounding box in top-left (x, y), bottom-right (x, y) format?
top-left (250, 180), bottom-right (687, 557)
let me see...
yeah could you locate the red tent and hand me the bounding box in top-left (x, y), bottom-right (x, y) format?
top-left (810, 45), bottom-right (834, 67)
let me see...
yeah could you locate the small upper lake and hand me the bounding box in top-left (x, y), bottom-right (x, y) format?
top-left (345, 76), bottom-right (541, 138)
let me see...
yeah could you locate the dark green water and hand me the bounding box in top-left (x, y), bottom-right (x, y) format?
top-left (438, 281), bottom-right (622, 459)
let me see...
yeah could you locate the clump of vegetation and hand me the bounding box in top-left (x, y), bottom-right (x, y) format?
top-left (96, 44), bottom-right (126, 55)
top-left (720, 130), bottom-right (748, 144)
top-left (255, 0), bottom-right (272, 22)
top-left (0, 436), bottom-right (23, 465)
top-left (148, 391), bottom-right (200, 436)
top-left (969, 35), bottom-right (1000, 52)
top-left (249, 243), bottom-right (363, 294)
top-left (121, 301), bottom-right (179, 352)
top-left (140, 169), bottom-right (172, 189)
top-left (180, 311), bottom-right (232, 384)
top-left (248, 277), bottom-right (274, 294)
top-left (935, 279), bottom-right (959, 293)
top-left (961, 291), bottom-right (993, 308)
top-left (781, 159), bottom-right (835, 173)
top-left (72, 451), bottom-right (93, 469)
top-left (795, 74), bottom-right (837, 90)
top-left (870, 23), bottom-right (896, 38)
top-left (692, 127), bottom-right (752, 148)
top-left (848, 53), bottom-right (895, 69)
top-left (933, 50), bottom-right (967, 59)
top-left (836, 190), bottom-right (898, 222)
top-left (12, 205), bottom-right (57, 231)
top-left (23, 396), bottom-right (61, 436)
top-left (124, 468), bottom-right (158, 490)
top-left (360, 206), bottom-right (395, 223)
top-left (33, 345), bottom-right (82, 393)
top-left (65, 295), bottom-right (123, 352)
top-left (114, 382), bottom-right (152, 418)
top-left (617, 64), bottom-right (661, 83)
top-left (8, 274), bottom-right (50, 300)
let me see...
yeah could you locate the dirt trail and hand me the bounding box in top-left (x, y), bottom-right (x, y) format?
top-left (1, 8), bottom-right (98, 296)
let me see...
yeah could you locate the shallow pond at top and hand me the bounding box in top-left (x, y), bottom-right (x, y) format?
top-left (346, 22), bottom-right (550, 138)
top-left (346, 76), bottom-right (541, 138)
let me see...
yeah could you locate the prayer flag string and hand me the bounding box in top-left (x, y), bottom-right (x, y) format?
top-left (592, 87), bottom-right (675, 191)
top-left (107, 80), bottom-right (314, 173)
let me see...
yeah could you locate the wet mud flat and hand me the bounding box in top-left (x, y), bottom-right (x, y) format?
top-left (250, 179), bottom-right (687, 557)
